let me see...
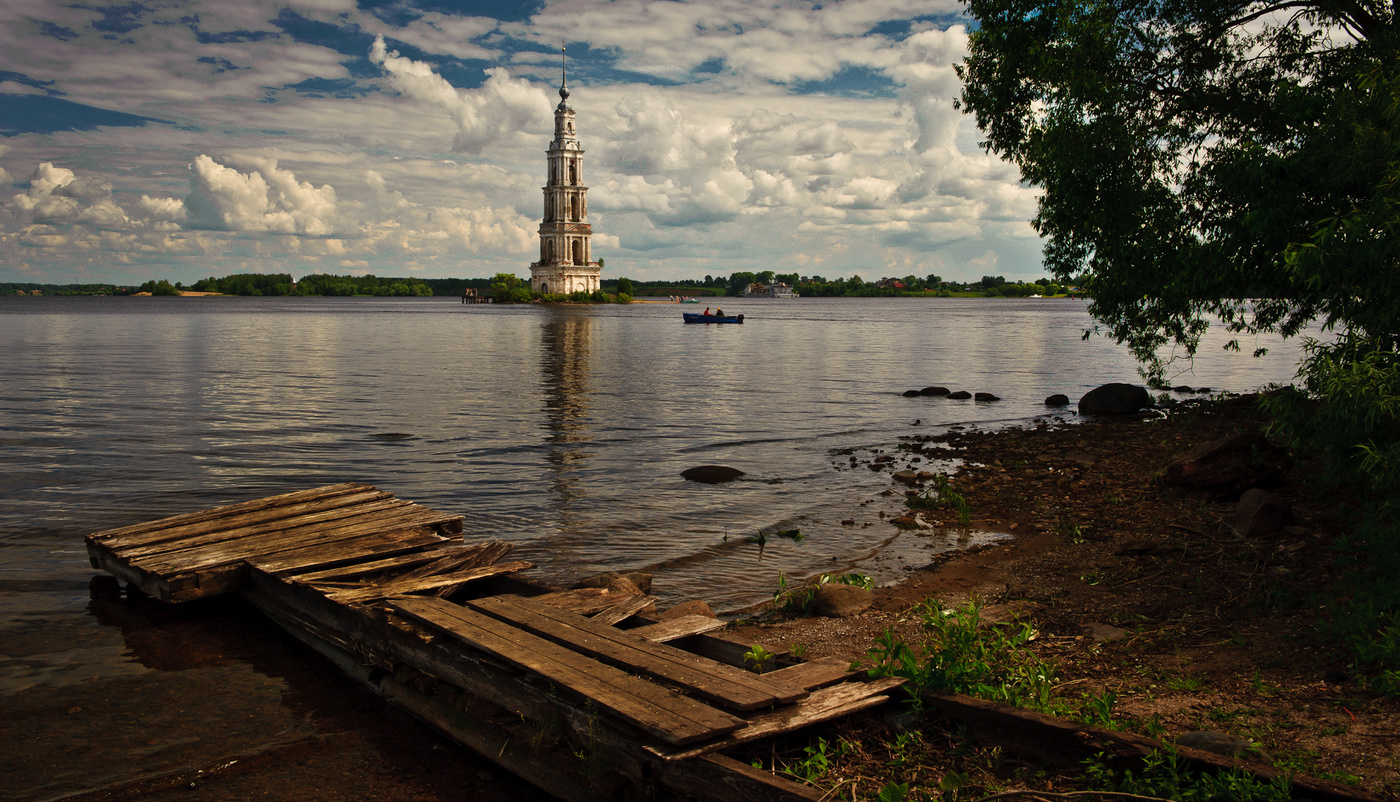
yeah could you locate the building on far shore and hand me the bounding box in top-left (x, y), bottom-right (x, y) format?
top-left (741, 282), bottom-right (797, 298)
top-left (529, 47), bottom-right (600, 295)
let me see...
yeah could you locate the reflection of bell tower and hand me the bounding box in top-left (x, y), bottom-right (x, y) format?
top-left (530, 45), bottom-right (601, 295)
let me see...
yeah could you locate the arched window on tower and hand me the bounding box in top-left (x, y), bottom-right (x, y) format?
top-left (571, 194), bottom-right (580, 221)
top-left (573, 239), bottom-right (584, 264)
top-left (569, 162), bottom-right (577, 185)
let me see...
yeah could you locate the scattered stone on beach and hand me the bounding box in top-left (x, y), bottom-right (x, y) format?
top-left (1158, 431), bottom-right (1291, 500)
top-left (947, 390), bottom-right (972, 400)
top-left (1081, 622), bottom-right (1128, 642)
top-left (1172, 384), bottom-right (1195, 393)
top-left (890, 514), bottom-right (920, 528)
top-left (811, 583), bottom-right (872, 618)
top-left (1045, 393), bottom-right (1070, 406)
top-left (903, 389), bottom-right (922, 397)
top-left (841, 519), bottom-right (855, 526)
top-left (658, 600), bottom-right (718, 620)
top-left (681, 465), bottom-right (745, 483)
top-left (1235, 488), bottom-right (1293, 537)
top-left (572, 571), bottom-right (654, 593)
top-left (920, 386), bottom-right (951, 396)
top-left (1078, 382), bottom-right (1152, 414)
top-left (891, 470), bottom-right (921, 486)
top-left (974, 392), bottom-right (1000, 402)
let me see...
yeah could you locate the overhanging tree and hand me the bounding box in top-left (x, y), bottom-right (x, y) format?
top-left (959, 0), bottom-right (1399, 490)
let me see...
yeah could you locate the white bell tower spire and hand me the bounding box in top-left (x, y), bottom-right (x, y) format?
top-left (529, 44), bottom-right (601, 295)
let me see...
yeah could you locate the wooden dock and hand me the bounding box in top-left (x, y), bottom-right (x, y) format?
top-left (85, 483), bottom-right (902, 801)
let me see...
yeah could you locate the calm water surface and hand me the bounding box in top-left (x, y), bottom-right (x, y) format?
top-left (0, 294), bottom-right (1307, 798)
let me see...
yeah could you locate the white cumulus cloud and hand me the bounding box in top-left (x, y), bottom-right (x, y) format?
top-left (369, 34), bottom-right (552, 154)
top-left (184, 154), bottom-right (338, 235)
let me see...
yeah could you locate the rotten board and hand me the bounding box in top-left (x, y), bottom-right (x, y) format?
top-left (532, 587), bottom-right (636, 616)
top-left (919, 692), bottom-right (1389, 802)
top-left (394, 541), bottom-right (513, 583)
top-left (657, 754), bottom-right (824, 802)
top-left (114, 496), bottom-right (414, 561)
top-left (138, 507), bottom-right (462, 575)
top-left (244, 527), bottom-right (454, 575)
top-left (86, 483), bottom-right (371, 544)
top-left (89, 488), bottom-right (394, 552)
top-left (326, 560), bottom-right (534, 605)
top-left (590, 593), bottom-right (657, 626)
top-left (467, 595), bottom-right (807, 712)
top-left (625, 615), bottom-right (728, 642)
top-left (763, 657), bottom-right (863, 692)
top-left (651, 677), bottom-right (905, 760)
top-left (281, 542), bottom-right (469, 583)
top-left (390, 596), bottom-right (745, 746)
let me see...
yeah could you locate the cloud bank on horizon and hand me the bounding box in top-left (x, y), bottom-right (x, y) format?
top-left (0, 0), bottom-right (1043, 285)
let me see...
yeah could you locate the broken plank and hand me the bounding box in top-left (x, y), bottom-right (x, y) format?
top-left (656, 753), bottom-right (824, 802)
top-left (626, 615), bottom-right (727, 643)
top-left (279, 542), bottom-right (468, 582)
top-left (651, 677), bottom-right (904, 760)
top-left (396, 540), bottom-right (513, 583)
top-left (113, 496), bottom-right (412, 560)
top-left (248, 528), bottom-right (452, 576)
top-left (140, 507), bottom-right (461, 574)
top-left (327, 560), bottom-right (534, 605)
top-left (673, 631), bottom-right (789, 672)
top-left (532, 587), bottom-right (628, 616)
top-left (591, 593), bottom-right (657, 627)
top-left (764, 657), bottom-right (863, 691)
top-left (390, 596), bottom-right (745, 746)
top-left (467, 595), bottom-right (807, 712)
top-left (86, 483), bottom-right (370, 543)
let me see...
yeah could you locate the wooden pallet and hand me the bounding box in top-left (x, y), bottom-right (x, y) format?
top-left (84, 484), bottom-right (906, 802)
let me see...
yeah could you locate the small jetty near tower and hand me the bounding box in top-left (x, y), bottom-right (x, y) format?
top-left (530, 45), bottom-right (601, 295)
top-left (84, 483), bottom-right (904, 801)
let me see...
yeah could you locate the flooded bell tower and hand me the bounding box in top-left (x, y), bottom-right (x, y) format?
top-left (529, 45), bottom-right (600, 295)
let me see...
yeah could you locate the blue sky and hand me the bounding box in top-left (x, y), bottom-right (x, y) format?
top-left (0, 0), bottom-right (1044, 285)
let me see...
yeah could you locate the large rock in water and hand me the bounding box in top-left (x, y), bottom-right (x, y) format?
top-left (811, 583), bottom-right (872, 618)
top-left (1045, 393), bottom-right (1070, 406)
top-left (1079, 383), bottom-right (1152, 414)
top-left (1159, 432), bottom-right (1291, 500)
top-left (681, 465), bottom-right (744, 483)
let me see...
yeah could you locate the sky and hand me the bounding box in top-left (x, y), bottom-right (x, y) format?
top-left (0, 0), bottom-right (1046, 286)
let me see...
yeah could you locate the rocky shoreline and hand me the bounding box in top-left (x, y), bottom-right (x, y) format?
top-left (729, 393), bottom-right (1400, 798)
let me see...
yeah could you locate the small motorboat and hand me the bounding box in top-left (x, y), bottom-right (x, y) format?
top-left (683, 312), bottom-right (744, 324)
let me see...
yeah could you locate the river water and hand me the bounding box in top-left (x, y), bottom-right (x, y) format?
top-left (0, 294), bottom-right (1308, 798)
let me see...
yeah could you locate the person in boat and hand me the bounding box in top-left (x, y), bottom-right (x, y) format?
top-left (704, 307), bottom-right (711, 316)
top-left (715, 307), bottom-right (724, 317)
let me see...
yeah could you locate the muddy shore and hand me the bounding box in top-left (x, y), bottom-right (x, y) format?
top-left (730, 394), bottom-right (1400, 798)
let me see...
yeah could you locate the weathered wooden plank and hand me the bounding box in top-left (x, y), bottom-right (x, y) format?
top-left (652, 678), bottom-right (905, 761)
top-left (918, 692), bottom-right (1389, 802)
top-left (626, 615), bottom-right (728, 642)
top-left (140, 507), bottom-right (462, 574)
top-left (245, 528), bottom-right (452, 576)
top-left (241, 567), bottom-right (656, 780)
top-left (532, 587), bottom-right (628, 616)
top-left (395, 541), bottom-right (513, 583)
top-left (467, 595), bottom-right (807, 712)
top-left (390, 596), bottom-right (745, 746)
top-left (674, 631), bottom-right (789, 672)
top-left (764, 657), bottom-right (862, 691)
top-left (327, 561), bottom-right (535, 605)
top-left (591, 593), bottom-right (657, 626)
top-left (114, 496), bottom-right (412, 560)
top-left (86, 482), bottom-right (370, 543)
top-left (280, 542), bottom-right (466, 582)
top-left (657, 753), bottom-right (824, 802)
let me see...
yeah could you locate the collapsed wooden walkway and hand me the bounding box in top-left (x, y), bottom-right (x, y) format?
top-left (85, 483), bottom-right (901, 801)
